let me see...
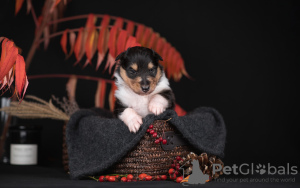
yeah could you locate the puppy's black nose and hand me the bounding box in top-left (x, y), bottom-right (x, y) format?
top-left (141, 85), bottom-right (150, 93)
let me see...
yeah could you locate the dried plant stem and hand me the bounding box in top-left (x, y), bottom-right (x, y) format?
top-left (47, 14), bottom-right (141, 26)
top-left (26, 0), bottom-right (53, 71)
top-left (28, 74), bottom-right (115, 84)
top-left (28, 0), bottom-right (39, 27)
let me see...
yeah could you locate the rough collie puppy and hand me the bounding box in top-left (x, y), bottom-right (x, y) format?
top-left (114, 47), bottom-right (175, 133)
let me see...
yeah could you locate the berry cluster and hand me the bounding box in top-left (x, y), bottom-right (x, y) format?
top-left (147, 124), bottom-right (167, 144)
top-left (98, 173), bottom-right (168, 182)
top-left (168, 156), bottom-right (184, 183)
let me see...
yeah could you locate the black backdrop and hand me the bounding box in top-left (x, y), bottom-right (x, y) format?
top-left (0, 0), bottom-right (299, 168)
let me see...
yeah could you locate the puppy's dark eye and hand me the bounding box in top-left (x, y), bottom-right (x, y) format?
top-left (129, 67), bottom-right (136, 75)
top-left (149, 68), bottom-right (154, 73)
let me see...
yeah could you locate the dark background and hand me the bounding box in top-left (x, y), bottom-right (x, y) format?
top-left (0, 0), bottom-right (299, 168)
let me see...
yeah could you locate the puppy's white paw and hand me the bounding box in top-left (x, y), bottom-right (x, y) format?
top-left (149, 94), bottom-right (168, 116)
top-left (119, 108), bottom-right (143, 133)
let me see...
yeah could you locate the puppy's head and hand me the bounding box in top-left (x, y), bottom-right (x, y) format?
top-left (115, 47), bottom-right (163, 95)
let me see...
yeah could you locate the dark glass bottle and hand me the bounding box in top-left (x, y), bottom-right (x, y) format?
top-left (9, 125), bottom-right (41, 165)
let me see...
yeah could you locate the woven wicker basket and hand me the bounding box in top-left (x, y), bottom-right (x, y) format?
top-left (62, 119), bottom-right (194, 175)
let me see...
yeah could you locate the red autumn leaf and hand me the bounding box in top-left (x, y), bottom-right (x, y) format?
top-left (126, 21), bottom-right (135, 36)
top-left (125, 36), bottom-right (140, 49)
top-left (141, 27), bottom-right (153, 47)
top-left (135, 24), bottom-right (145, 43)
top-left (60, 29), bottom-right (68, 55)
top-left (0, 40), bottom-right (18, 81)
top-left (15, 54), bottom-right (27, 99)
top-left (96, 26), bottom-right (110, 70)
top-left (106, 26), bottom-right (119, 73)
top-left (84, 28), bottom-right (98, 67)
top-left (174, 104), bottom-right (187, 116)
top-left (161, 42), bottom-right (171, 67)
top-left (26, 0), bottom-right (32, 14)
top-left (74, 27), bottom-right (83, 61)
top-left (15, 0), bottom-right (25, 15)
top-left (101, 15), bottom-right (110, 28)
top-left (116, 30), bottom-right (129, 56)
top-left (95, 80), bottom-right (107, 108)
top-left (85, 14), bottom-right (96, 29)
top-left (114, 17), bottom-right (124, 29)
top-left (166, 47), bottom-right (176, 78)
top-left (66, 76), bottom-right (77, 102)
top-left (155, 37), bottom-right (166, 56)
top-left (148, 32), bottom-right (159, 49)
top-left (109, 82), bottom-right (117, 111)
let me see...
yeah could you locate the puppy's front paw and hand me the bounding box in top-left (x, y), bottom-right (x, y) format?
top-left (120, 108), bottom-right (143, 133)
top-left (149, 95), bottom-right (168, 115)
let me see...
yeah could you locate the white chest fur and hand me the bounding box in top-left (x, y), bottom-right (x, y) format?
top-left (114, 72), bottom-right (170, 118)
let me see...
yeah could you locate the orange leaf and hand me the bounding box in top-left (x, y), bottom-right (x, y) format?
top-left (84, 28), bottom-right (98, 66)
top-left (125, 36), bottom-right (139, 49)
top-left (95, 80), bottom-right (106, 108)
top-left (15, 0), bottom-right (25, 15)
top-left (114, 17), bottom-right (124, 29)
top-left (117, 30), bottom-right (129, 56)
top-left (74, 27), bottom-right (83, 61)
top-left (106, 26), bottom-right (119, 73)
top-left (0, 40), bottom-right (18, 81)
top-left (155, 37), bottom-right (166, 55)
top-left (135, 24), bottom-right (145, 43)
top-left (60, 29), bottom-right (68, 55)
top-left (109, 82), bottom-right (117, 111)
top-left (50, 0), bottom-right (61, 13)
top-left (15, 54), bottom-right (27, 98)
top-left (26, 0), bottom-right (32, 14)
top-left (175, 104), bottom-right (187, 116)
top-left (85, 14), bottom-right (96, 29)
top-left (101, 15), bottom-right (110, 28)
top-left (74, 28), bottom-right (88, 65)
top-left (141, 27), bottom-right (153, 47)
top-left (126, 21), bottom-right (135, 36)
top-left (96, 26), bottom-right (110, 70)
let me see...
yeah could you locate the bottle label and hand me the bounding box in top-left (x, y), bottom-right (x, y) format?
top-left (10, 144), bottom-right (38, 165)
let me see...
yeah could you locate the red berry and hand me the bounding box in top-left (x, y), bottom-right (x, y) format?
top-left (108, 176), bottom-right (116, 182)
top-left (173, 160), bottom-right (177, 163)
top-left (127, 174), bottom-right (133, 180)
top-left (171, 164), bottom-right (175, 168)
top-left (99, 175), bottom-right (105, 182)
top-left (149, 125), bottom-right (153, 129)
top-left (161, 175), bottom-right (167, 180)
top-left (127, 179), bottom-right (132, 182)
top-left (176, 166), bottom-right (180, 171)
top-left (162, 139), bottom-right (167, 144)
top-left (155, 139), bottom-right (160, 144)
top-left (158, 137), bottom-right (163, 141)
top-left (156, 176), bottom-right (161, 181)
top-left (175, 171), bottom-right (179, 175)
top-left (168, 168), bottom-right (175, 174)
top-left (170, 174), bottom-right (176, 180)
top-left (176, 156), bottom-right (181, 161)
top-left (121, 177), bottom-right (127, 182)
top-left (176, 176), bottom-right (183, 183)
top-left (152, 132), bottom-right (157, 138)
top-left (138, 173), bottom-right (148, 180)
top-left (150, 130), bottom-right (155, 134)
top-left (105, 175), bottom-right (110, 180)
top-left (145, 176), bottom-right (152, 181)
top-left (146, 129), bottom-right (150, 133)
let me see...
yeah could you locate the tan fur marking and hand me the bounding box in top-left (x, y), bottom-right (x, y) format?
top-left (120, 67), bottom-right (142, 94)
top-left (148, 62), bottom-right (154, 69)
top-left (131, 63), bottom-right (138, 71)
top-left (148, 66), bottom-right (162, 93)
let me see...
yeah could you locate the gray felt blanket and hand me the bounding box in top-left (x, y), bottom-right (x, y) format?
top-left (66, 107), bottom-right (226, 179)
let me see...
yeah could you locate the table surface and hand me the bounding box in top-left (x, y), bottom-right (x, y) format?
top-left (0, 164), bottom-right (299, 188)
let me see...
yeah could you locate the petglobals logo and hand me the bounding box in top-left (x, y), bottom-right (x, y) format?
top-left (213, 163), bottom-right (298, 176)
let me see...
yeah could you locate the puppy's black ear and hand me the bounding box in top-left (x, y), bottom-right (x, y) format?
top-left (115, 48), bottom-right (130, 61)
top-left (152, 49), bottom-right (163, 61)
